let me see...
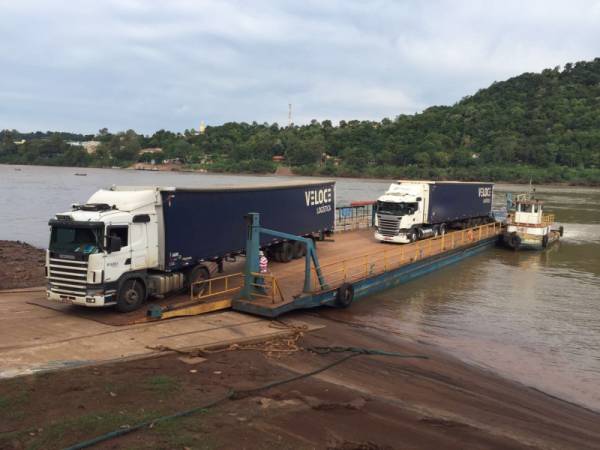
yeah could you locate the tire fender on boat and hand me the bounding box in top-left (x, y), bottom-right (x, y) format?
top-left (508, 233), bottom-right (521, 249)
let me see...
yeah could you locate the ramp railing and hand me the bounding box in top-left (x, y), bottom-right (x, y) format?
top-left (190, 272), bottom-right (243, 301)
top-left (311, 222), bottom-right (501, 292)
top-left (248, 272), bottom-right (286, 304)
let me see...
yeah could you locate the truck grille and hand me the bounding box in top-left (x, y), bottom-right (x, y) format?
top-left (377, 214), bottom-right (400, 237)
top-left (48, 258), bottom-right (88, 296)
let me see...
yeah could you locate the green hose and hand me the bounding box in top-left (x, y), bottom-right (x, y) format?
top-left (63, 346), bottom-right (428, 450)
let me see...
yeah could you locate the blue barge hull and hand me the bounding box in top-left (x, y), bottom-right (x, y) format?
top-left (232, 234), bottom-right (499, 318)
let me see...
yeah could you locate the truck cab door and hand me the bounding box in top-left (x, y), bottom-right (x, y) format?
top-left (104, 225), bottom-right (131, 283)
top-left (130, 221), bottom-right (148, 270)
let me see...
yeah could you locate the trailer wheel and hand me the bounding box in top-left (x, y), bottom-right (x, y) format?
top-left (292, 241), bottom-right (305, 259)
top-left (439, 223), bottom-right (447, 235)
top-left (278, 242), bottom-right (294, 263)
top-left (190, 266), bottom-right (210, 297)
top-left (432, 225), bottom-right (439, 237)
top-left (116, 279), bottom-right (145, 312)
top-left (335, 283), bottom-right (354, 308)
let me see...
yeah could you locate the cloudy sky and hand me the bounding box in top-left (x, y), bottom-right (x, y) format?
top-left (1, 0), bottom-right (599, 134)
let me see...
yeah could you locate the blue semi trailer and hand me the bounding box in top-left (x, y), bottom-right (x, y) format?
top-left (45, 180), bottom-right (335, 311)
top-left (375, 181), bottom-right (494, 243)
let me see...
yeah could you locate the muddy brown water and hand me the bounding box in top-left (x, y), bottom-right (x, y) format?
top-left (1, 164), bottom-right (599, 411)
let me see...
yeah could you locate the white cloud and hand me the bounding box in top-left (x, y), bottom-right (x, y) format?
top-left (0, 0), bottom-right (599, 133)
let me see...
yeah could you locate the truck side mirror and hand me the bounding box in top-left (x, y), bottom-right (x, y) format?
top-left (107, 236), bottom-right (122, 253)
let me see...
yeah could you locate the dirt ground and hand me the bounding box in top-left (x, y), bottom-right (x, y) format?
top-left (1, 315), bottom-right (599, 450)
top-left (0, 241), bottom-right (45, 290)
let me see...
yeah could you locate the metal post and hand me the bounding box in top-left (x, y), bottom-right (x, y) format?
top-left (241, 212), bottom-right (261, 299)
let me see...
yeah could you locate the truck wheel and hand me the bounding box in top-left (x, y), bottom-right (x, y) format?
top-left (116, 279), bottom-right (145, 312)
top-left (408, 230), bottom-right (417, 243)
top-left (335, 283), bottom-right (354, 308)
top-left (190, 266), bottom-right (210, 297)
top-left (279, 242), bottom-right (294, 263)
top-left (439, 223), bottom-right (447, 235)
top-left (292, 241), bottom-right (305, 259)
top-left (267, 244), bottom-right (281, 262)
top-left (417, 228), bottom-right (425, 240)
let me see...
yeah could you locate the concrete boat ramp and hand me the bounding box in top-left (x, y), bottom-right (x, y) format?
top-left (0, 288), bottom-right (316, 379)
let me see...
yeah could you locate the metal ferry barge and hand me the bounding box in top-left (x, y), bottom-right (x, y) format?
top-left (228, 212), bottom-right (503, 317)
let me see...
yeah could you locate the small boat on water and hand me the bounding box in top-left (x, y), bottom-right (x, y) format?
top-left (503, 192), bottom-right (563, 250)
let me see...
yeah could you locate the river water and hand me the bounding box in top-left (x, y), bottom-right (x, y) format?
top-left (1, 164), bottom-right (599, 411)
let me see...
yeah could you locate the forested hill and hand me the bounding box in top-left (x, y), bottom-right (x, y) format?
top-left (1, 59), bottom-right (600, 184)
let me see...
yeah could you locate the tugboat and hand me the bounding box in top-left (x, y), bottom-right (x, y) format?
top-left (504, 192), bottom-right (563, 250)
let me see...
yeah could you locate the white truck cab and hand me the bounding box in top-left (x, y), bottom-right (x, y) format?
top-left (46, 189), bottom-right (171, 311)
top-left (374, 182), bottom-right (429, 243)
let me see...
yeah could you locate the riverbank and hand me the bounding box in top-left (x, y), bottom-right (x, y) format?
top-left (1, 314), bottom-right (598, 449)
top-left (3, 162), bottom-right (600, 186)
top-left (0, 241), bottom-right (45, 290)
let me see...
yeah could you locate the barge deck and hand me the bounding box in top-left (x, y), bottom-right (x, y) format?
top-left (231, 222), bottom-right (502, 317)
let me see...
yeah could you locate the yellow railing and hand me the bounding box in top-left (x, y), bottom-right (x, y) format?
top-left (311, 222), bottom-right (501, 292)
top-left (542, 214), bottom-right (555, 225)
top-left (249, 272), bottom-right (286, 304)
top-left (190, 272), bottom-right (243, 301)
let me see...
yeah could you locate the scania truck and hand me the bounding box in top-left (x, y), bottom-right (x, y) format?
top-left (46, 181), bottom-right (335, 312)
top-left (374, 181), bottom-right (493, 244)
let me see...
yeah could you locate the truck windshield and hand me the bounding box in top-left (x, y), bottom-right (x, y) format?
top-left (49, 226), bottom-right (103, 254)
top-left (377, 201), bottom-right (417, 216)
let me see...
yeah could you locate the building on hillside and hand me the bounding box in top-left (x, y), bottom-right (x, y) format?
top-left (82, 141), bottom-right (101, 154)
top-left (322, 153), bottom-right (341, 166)
top-left (139, 147), bottom-right (163, 155)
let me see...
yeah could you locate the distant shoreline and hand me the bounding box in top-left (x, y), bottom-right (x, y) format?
top-left (2, 162), bottom-right (599, 188)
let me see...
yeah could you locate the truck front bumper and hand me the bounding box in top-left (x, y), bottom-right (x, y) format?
top-left (46, 290), bottom-right (117, 307)
top-left (374, 231), bottom-right (411, 244)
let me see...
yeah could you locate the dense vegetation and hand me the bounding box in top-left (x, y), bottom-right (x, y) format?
top-left (2, 59), bottom-right (600, 184)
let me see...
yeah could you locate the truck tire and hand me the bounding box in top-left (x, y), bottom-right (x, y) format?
top-left (268, 246), bottom-right (279, 263)
top-left (278, 242), bottom-right (294, 263)
top-left (407, 230), bottom-right (417, 243)
top-left (335, 283), bottom-right (354, 308)
top-left (116, 279), bottom-right (145, 312)
top-left (190, 265), bottom-right (210, 297)
top-left (292, 241), bottom-right (305, 259)
top-left (439, 223), bottom-right (447, 235)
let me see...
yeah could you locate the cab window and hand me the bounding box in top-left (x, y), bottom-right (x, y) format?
top-left (107, 226), bottom-right (128, 247)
